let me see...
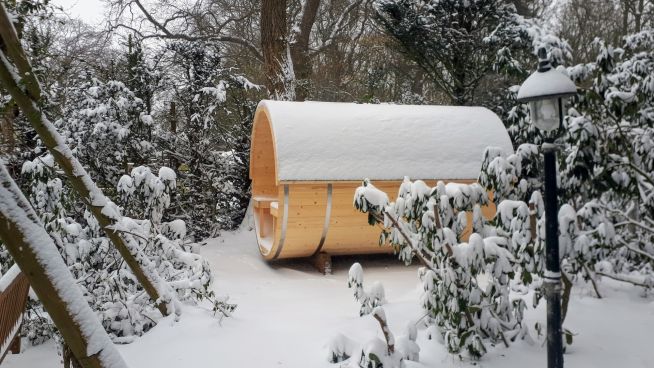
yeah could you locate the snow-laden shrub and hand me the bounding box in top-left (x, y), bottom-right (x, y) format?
top-left (357, 308), bottom-right (403, 368)
top-left (394, 322), bottom-right (419, 362)
top-left (118, 165), bottom-right (176, 225)
top-left (158, 39), bottom-right (260, 238)
top-left (348, 262), bottom-right (386, 316)
top-left (486, 29), bottom-right (654, 298)
top-left (340, 264), bottom-right (420, 367)
top-left (13, 155), bottom-right (233, 344)
top-left (354, 178), bottom-right (526, 359)
top-left (479, 143), bottom-right (620, 315)
top-left (327, 333), bottom-right (356, 364)
top-left (56, 75), bottom-right (155, 189)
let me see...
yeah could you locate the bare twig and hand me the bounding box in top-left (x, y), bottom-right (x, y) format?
top-left (561, 272), bottom-right (573, 324)
top-left (374, 210), bottom-right (437, 273)
top-left (111, 0), bottom-right (263, 61)
top-left (596, 270), bottom-right (651, 288)
top-left (621, 240), bottom-right (654, 262)
top-left (582, 264), bottom-right (602, 299)
top-left (613, 218), bottom-right (654, 233)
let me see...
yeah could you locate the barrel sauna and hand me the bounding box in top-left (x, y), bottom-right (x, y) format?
top-left (250, 100), bottom-right (514, 260)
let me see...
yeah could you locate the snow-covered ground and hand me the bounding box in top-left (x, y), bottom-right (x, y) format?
top-left (5, 228), bottom-right (654, 367)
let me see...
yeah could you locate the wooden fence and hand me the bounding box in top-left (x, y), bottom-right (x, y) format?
top-left (0, 269), bottom-right (30, 363)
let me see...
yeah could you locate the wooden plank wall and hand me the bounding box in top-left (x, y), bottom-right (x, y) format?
top-left (0, 272), bottom-right (29, 363)
top-left (265, 179), bottom-right (496, 259)
top-left (250, 110), bottom-right (278, 198)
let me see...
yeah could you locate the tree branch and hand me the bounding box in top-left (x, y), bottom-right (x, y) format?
top-left (372, 309), bottom-right (395, 354)
top-left (113, 0), bottom-right (263, 61)
top-left (596, 270), bottom-right (652, 288)
top-left (373, 210), bottom-right (436, 273)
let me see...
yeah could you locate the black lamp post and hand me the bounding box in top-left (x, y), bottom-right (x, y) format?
top-left (517, 47), bottom-right (577, 368)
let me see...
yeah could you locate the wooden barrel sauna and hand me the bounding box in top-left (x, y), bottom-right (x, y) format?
top-left (249, 100), bottom-right (514, 260)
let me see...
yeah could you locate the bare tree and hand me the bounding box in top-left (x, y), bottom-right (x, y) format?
top-left (558, 0), bottom-right (653, 63)
top-left (105, 0), bottom-right (372, 101)
top-left (558, 0), bottom-right (622, 63)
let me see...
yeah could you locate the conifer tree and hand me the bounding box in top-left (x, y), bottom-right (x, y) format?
top-left (373, 0), bottom-right (570, 106)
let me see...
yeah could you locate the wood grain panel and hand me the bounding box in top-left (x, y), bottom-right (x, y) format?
top-left (278, 184), bottom-right (328, 258)
top-left (250, 109), bottom-right (278, 197)
top-left (271, 179), bottom-right (495, 259)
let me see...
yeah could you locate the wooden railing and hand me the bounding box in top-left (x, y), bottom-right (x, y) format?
top-left (0, 268), bottom-right (30, 363)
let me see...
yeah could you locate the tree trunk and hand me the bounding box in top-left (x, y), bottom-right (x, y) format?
top-left (451, 59), bottom-right (468, 105)
top-left (635, 0), bottom-right (644, 31)
top-left (261, 0), bottom-right (289, 98)
top-left (290, 0), bottom-right (321, 101)
top-left (621, 0), bottom-right (630, 36)
top-left (0, 103), bottom-right (17, 154)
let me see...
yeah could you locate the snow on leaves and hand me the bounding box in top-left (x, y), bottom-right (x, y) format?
top-left (16, 155), bottom-right (228, 344)
top-left (354, 177), bottom-right (523, 359)
top-left (347, 262), bottom-right (386, 317)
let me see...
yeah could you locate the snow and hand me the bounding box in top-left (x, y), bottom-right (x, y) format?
top-left (5, 227), bottom-right (654, 368)
top-left (349, 262), bottom-right (364, 284)
top-left (517, 66), bottom-right (577, 101)
top-left (0, 263), bottom-right (20, 292)
top-left (116, 175), bottom-right (135, 196)
top-left (158, 167), bottom-right (176, 183)
top-left (161, 219), bottom-right (187, 240)
top-left (354, 180), bottom-right (389, 210)
top-left (327, 333), bottom-right (356, 362)
top-left (258, 100), bottom-right (514, 181)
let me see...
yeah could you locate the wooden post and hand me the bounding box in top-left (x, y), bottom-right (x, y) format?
top-left (0, 163), bottom-right (127, 368)
top-left (0, 271), bottom-right (29, 363)
top-left (8, 334), bottom-right (20, 354)
top-left (310, 252), bottom-right (332, 275)
top-left (0, 4), bottom-right (170, 316)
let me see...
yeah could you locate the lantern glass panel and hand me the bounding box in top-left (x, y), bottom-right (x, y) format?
top-left (529, 98), bottom-right (560, 131)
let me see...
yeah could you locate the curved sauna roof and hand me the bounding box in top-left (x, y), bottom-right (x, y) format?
top-left (251, 100), bottom-right (514, 183)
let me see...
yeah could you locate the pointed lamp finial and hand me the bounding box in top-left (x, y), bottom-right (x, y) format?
top-left (537, 47), bottom-right (552, 73)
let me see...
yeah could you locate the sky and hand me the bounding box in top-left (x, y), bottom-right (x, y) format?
top-left (51, 0), bottom-right (105, 25)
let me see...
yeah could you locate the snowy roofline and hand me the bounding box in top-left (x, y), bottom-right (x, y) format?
top-left (256, 100), bottom-right (514, 182)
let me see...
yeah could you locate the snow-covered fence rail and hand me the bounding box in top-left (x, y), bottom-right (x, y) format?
top-left (0, 265), bottom-right (29, 363)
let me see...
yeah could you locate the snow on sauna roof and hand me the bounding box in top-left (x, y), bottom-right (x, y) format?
top-left (257, 100), bottom-right (514, 182)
